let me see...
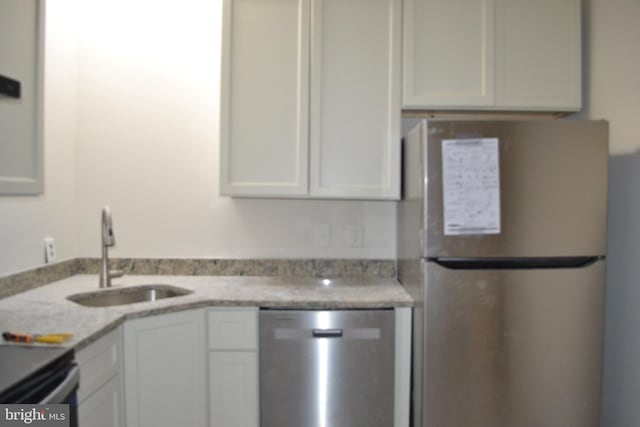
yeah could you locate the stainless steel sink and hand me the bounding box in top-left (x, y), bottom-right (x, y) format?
top-left (67, 285), bottom-right (193, 307)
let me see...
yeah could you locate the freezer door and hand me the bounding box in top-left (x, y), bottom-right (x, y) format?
top-left (421, 120), bottom-right (608, 258)
top-left (418, 260), bottom-right (605, 427)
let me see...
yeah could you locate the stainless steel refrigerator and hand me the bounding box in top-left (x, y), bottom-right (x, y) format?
top-left (397, 119), bottom-right (608, 427)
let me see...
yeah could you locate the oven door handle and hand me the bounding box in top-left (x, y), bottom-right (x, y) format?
top-left (41, 365), bottom-right (80, 404)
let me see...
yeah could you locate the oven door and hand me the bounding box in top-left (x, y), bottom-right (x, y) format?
top-left (0, 346), bottom-right (79, 427)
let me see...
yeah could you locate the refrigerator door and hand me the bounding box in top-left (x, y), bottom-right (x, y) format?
top-left (418, 259), bottom-right (605, 427)
top-left (419, 120), bottom-right (608, 258)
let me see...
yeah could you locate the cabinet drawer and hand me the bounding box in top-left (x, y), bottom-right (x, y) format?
top-left (76, 327), bottom-right (121, 403)
top-left (208, 308), bottom-right (257, 350)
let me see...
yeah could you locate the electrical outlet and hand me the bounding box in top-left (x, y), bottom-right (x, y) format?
top-left (312, 224), bottom-right (331, 248)
top-left (44, 237), bottom-right (56, 263)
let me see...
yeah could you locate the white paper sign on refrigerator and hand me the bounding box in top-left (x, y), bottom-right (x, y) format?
top-left (441, 138), bottom-right (501, 235)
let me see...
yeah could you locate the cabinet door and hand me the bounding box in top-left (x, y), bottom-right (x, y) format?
top-left (77, 327), bottom-right (124, 427)
top-left (209, 352), bottom-right (259, 427)
top-left (78, 375), bottom-right (124, 427)
top-left (403, 0), bottom-right (495, 108)
top-left (220, 0), bottom-right (310, 196)
top-left (124, 309), bottom-right (206, 427)
top-left (495, 0), bottom-right (581, 110)
top-left (76, 327), bottom-right (122, 403)
top-left (309, 0), bottom-right (401, 199)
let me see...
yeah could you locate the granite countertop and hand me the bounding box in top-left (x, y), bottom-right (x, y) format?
top-left (0, 274), bottom-right (413, 351)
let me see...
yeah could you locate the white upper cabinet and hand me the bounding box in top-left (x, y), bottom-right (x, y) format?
top-left (309, 0), bottom-right (401, 199)
top-left (495, 0), bottom-right (581, 110)
top-left (403, 0), bottom-right (581, 111)
top-left (403, 0), bottom-right (495, 108)
top-left (220, 0), bottom-right (401, 199)
top-left (220, 0), bottom-right (309, 196)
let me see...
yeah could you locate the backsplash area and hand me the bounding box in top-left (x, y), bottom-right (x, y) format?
top-left (0, 258), bottom-right (396, 299)
top-left (0, 259), bottom-right (83, 300)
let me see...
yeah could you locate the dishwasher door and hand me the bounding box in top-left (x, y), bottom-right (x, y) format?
top-left (260, 309), bottom-right (395, 427)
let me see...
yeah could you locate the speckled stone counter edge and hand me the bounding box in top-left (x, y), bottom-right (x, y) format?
top-left (0, 258), bottom-right (396, 299)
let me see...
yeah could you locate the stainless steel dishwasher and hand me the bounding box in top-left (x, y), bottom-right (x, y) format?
top-left (260, 309), bottom-right (395, 427)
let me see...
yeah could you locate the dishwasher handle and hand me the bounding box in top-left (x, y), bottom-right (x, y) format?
top-left (312, 328), bottom-right (343, 338)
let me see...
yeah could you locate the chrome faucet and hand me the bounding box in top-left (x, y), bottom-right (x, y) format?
top-left (100, 206), bottom-right (123, 288)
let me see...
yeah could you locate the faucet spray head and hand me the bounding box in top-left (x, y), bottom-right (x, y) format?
top-left (101, 205), bottom-right (116, 247)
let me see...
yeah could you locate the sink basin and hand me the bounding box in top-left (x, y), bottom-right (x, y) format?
top-left (67, 285), bottom-right (193, 307)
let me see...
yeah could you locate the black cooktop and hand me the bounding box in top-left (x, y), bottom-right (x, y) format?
top-left (0, 345), bottom-right (74, 403)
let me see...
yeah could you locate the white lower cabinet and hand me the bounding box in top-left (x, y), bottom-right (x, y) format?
top-left (209, 352), bottom-right (258, 427)
top-left (119, 307), bottom-right (257, 427)
top-left (77, 327), bottom-right (124, 427)
top-left (208, 308), bottom-right (259, 427)
top-left (123, 309), bottom-right (207, 427)
top-left (84, 305), bottom-right (406, 427)
top-left (78, 375), bottom-right (123, 427)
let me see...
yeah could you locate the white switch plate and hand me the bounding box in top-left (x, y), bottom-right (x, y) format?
top-left (312, 224), bottom-right (331, 247)
top-left (44, 237), bottom-right (56, 263)
top-left (345, 224), bottom-right (364, 247)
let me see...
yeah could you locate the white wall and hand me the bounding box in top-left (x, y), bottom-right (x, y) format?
top-left (66, 1), bottom-right (640, 424)
top-left (0, 0), bottom-right (79, 275)
top-left (0, 0), bottom-right (395, 278)
top-left (576, 0), bottom-right (640, 425)
top-left (72, 0), bottom-right (396, 261)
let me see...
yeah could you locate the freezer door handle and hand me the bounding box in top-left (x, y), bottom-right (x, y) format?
top-left (431, 256), bottom-right (601, 270)
top-left (312, 328), bottom-right (343, 338)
